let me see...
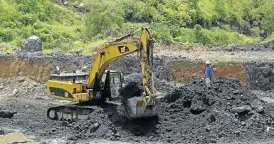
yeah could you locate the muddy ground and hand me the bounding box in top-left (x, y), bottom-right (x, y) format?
top-left (2, 43), bottom-right (274, 143)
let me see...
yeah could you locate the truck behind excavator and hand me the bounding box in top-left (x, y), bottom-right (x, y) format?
top-left (46, 28), bottom-right (160, 121)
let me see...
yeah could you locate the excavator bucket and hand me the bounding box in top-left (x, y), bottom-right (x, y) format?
top-left (125, 94), bottom-right (161, 118)
top-left (120, 82), bottom-right (160, 118)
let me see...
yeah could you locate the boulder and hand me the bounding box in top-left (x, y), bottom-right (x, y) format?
top-left (251, 100), bottom-right (264, 113)
top-left (18, 77), bottom-right (25, 83)
top-left (231, 105), bottom-right (252, 114)
top-left (21, 36), bottom-right (42, 52)
top-left (0, 110), bottom-right (17, 118)
top-left (104, 29), bottom-right (115, 37)
top-left (12, 89), bottom-right (18, 96)
top-left (0, 130), bottom-right (4, 135)
top-left (81, 66), bottom-right (88, 72)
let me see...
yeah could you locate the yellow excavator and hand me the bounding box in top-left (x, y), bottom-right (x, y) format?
top-left (46, 28), bottom-right (160, 121)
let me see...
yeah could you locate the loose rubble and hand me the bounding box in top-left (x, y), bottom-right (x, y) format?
top-left (231, 42), bottom-right (274, 51)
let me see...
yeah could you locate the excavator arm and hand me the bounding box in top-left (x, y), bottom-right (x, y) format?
top-left (86, 40), bottom-right (139, 88)
top-left (86, 28), bottom-right (154, 98)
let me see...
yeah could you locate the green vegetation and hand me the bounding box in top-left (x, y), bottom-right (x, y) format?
top-left (1, 0), bottom-right (274, 52)
top-left (0, 0), bottom-right (85, 51)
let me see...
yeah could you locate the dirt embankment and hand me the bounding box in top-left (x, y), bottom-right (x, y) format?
top-left (111, 56), bottom-right (274, 91)
top-left (0, 53), bottom-right (273, 92)
top-left (0, 53), bottom-right (91, 83)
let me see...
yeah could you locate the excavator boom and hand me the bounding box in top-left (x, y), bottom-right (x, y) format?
top-left (86, 28), bottom-right (154, 95)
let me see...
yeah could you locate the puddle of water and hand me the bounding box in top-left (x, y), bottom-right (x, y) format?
top-left (0, 133), bottom-right (37, 144)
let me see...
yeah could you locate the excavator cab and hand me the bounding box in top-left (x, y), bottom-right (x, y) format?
top-left (101, 70), bottom-right (123, 99)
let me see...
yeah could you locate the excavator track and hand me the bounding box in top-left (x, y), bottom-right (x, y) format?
top-left (47, 104), bottom-right (97, 121)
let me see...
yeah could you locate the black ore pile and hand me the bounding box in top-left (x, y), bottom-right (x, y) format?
top-left (68, 77), bottom-right (274, 143)
top-left (246, 62), bottom-right (274, 91)
top-left (162, 77), bottom-right (274, 143)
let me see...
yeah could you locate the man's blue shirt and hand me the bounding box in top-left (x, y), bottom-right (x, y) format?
top-left (204, 65), bottom-right (213, 78)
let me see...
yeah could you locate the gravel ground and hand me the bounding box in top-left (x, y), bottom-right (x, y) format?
top-left (154, 42), bottom-right (274, 62)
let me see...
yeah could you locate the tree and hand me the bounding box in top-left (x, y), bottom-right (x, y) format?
top-left (194, 24), bottom-right (212, 45)
top-left (188, 0), bottom-right (202, 26)
top-left (260, 1), bottom-right (274, 37)
top-left (214, 0), bottom-right (227, 21)
top-left (85, 0), bottom-right (125, 37)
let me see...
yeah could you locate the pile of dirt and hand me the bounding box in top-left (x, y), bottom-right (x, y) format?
top-left (65, 77), bottom-right (274, 143)
top-left (246, 62), bottom-right (274, 91)
top-left (123, 73), bottom-right (174, 94)
top-left (161, 77), bottom-right (274, 143)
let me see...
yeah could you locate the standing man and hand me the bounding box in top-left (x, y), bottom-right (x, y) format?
top-left (204, 61), bottom-right (213, 87)
top-left (56, 65), bottom-right (60, 75)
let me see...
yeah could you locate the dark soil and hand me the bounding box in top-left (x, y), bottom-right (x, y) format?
top-left (162, 77), bottom-right (274, 143)
top-left (246, 62), bottom-right (274, 91)
top-left (62, 77), bottom-right (274, 143)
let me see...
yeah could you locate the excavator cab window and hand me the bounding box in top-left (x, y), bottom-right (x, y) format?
top-left (110, 73), bottom-right (122, 85)
top-left (101, 70), bottom-right (122, 98)
top-left (109, 72), bottom-right (122, 98)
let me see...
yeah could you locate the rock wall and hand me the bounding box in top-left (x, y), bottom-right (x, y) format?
top-left (0, 54), bottom-right (91, 83)
top-left (168, 61), bottom-right (247, 86)
top-left (0, 57), bottom-right (51, 82)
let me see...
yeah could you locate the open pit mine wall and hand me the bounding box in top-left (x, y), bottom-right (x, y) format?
top-left (0, 54), bottom-right (272, 91)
